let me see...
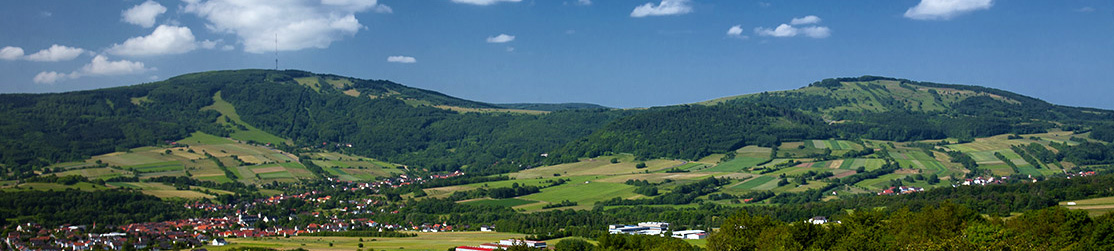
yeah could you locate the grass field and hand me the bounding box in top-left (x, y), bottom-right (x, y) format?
top-left (839, 158), bottom-right (886, 170)
top-left (518, 180), bottom-right (638, 210)
top-left (857, 173), bottom-right (907, 189)
top-left (109, 182), bottom-right (217, 199)
top-left (509, 154), bottom-right (684, 179)
top-left (730, 175), bottom-right (777, 190)
top-left (201, 91), bottom-right (290, 146)
top-left (309, 152), bottom-right (403, 181)
top-left (211, 232), bottom-right (530, 251)
top-left (127, 161), bottom-right (184, 173)
top-left (54, 167), bottom-right (129, 179)
top-left (461, 198), bottom-right (538, 207)
top-left (2, 182), bottom-right (109, 192)
top-left (180, 132), bottom-right (235, 145)
top-left (703, 157), bottom-right (768, 172)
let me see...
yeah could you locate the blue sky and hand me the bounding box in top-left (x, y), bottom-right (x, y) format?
top-left (1, 0), bottom-right (1112, 109)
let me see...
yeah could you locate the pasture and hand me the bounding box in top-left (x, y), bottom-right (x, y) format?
top-left (109, 182), bottom-right (219, 199)
top-left (703, 157), bottom-right (768, 172)
top-left (518, 180), bottom-right (639, 211)
top-left (201, 91), bottom-right (291, 146)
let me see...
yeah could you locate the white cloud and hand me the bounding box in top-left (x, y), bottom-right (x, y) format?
top-left (80, 55), bottom-right (151, 76)
top-left (31, 55), bottom-right (151, 84)
top-left (790, 15), bottom-right (821, 25)
top-left (33, 71), bottom-right (68, 84)
top-left (108, 25), bottom-right (198, 56)
top-left (486, 34), bottom-right (515, 43)
top-left (631, 0), bottom-right (693, 17)
top-left (904, 0), bottom-right (993, 20)
top-left (184, 0), bottom-right (388, 53)
top-left (726, 25), bottom-right (743, 36)
top-left (505, 47), bottom-right (515, 52)
top-left (754, 16), bottom-right (830, 39)
top-left (798, 26), bottom-right (831, 38)
top-left (25, 44), bottom-right (85, 62)
top-left (374, 4), bottom-right (393, 13)
top-left (756, 24), bottom-right (798, 37)
top-left (122, 0), bottom-right (167, 28)
top-left (577, 0), bottom-right (592, 6)
top-left (221, 45), bottom-right (235, 51)
top-left (451, 0), bottom-right (521, 5)
top-left (0, 46), bottom-right (24, 60)
top-left (1076, 7), bottom-right (1095, 13)
top-left (200, 39), bottom-right (221, 49)
top-left (386, 55), bottom-right (416, 63)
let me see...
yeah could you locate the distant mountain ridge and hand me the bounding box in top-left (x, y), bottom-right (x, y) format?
top-left (1, 70), bottom-right (1111, 177)
top-left (496, 103), bottom-right (611, 111)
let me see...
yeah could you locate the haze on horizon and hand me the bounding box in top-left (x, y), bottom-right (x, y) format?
top-left (1, 0), bottom-right (1112, 109)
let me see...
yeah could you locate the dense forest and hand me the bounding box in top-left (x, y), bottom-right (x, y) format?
top-left (0, 190), bottom-right (186, 227)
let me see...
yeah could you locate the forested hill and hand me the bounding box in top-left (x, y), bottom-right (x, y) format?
top-left (0, 69), bottom-right (629, 176)
top-left (2, 71), bottom-right (1112, 177)
top-left (555, 76), bottom-right (1114, 161)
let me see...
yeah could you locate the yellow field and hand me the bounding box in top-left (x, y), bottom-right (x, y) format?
top-left (210, 231), bottom-right (530, 251)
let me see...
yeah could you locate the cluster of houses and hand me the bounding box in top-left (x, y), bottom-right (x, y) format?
top-left (877, 186), bottom-right (925, 195)
top-left (4, 171), bottom-right (477, 250)
top-left (455, 239), bottom-right (547, 251)
top-left (959, 176), bottom-right (1008, 186)
top-left (607, 222), bottom-right (707, 240)
top-left (323, 170), bottom-right (466, 192)
top-left (1066, 171), bottom-right (1097, 179)
top-left (4, 223), bottom-right (197, 251)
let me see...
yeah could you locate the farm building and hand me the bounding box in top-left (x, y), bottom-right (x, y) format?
top-left (671, 230), bottom-right (707, 239)
top-left (807, 216), bottom-right (828, 225)
top-left (499, 239), bottom-right (546, 248)
top-left (608, 222), bottom-right (670, 235)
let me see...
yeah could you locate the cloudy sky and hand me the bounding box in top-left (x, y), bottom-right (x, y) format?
top-left (2, 0), bottom-right (1112, 109)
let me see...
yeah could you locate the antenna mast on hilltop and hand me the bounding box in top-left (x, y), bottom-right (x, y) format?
top-left (274, 33), bottom-right (279, 70)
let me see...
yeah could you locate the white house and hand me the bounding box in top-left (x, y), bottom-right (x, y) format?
top-left (807, 216), bottom-right (829, 225)
top-left (211, 238), bottom-right (227, 246)
top-left (671, 230), bottom-right (707, 240)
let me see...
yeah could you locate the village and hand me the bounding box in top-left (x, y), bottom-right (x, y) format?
top-left (4, 172), bottom-right (470, 251)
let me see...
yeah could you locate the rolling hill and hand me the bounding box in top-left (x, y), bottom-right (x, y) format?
top-left (2, 70), bottom-right (1113, 183)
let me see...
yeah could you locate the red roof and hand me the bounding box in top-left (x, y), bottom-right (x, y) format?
top-left (456, 246), bottom-right (496, 251)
